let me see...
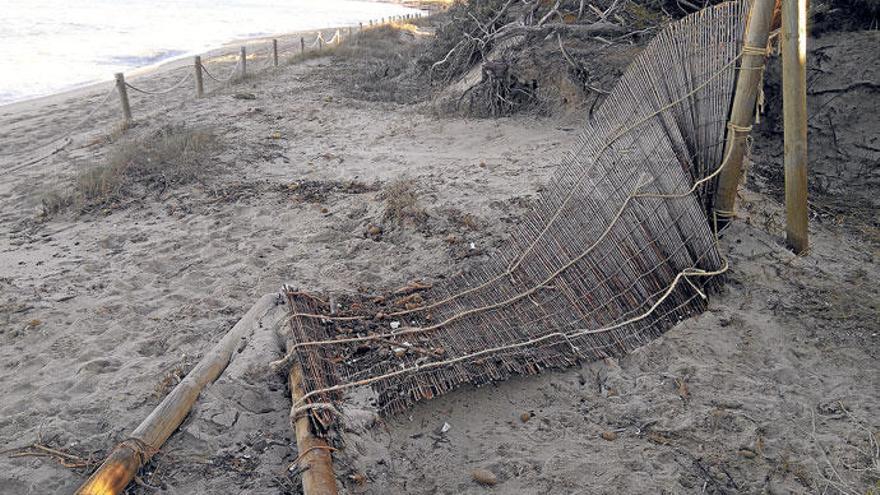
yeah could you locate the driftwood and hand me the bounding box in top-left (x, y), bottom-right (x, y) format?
top-left (75, 294), bottom-right (277, 495)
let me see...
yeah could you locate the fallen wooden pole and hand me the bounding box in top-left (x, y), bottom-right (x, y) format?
top-left (75, 294), bottom-right (277, 495)
top-left (712, 0), bottom-right (775, 225)
top-left (286, 348), bottom-right (338, 494)
top-left (781, 0), bottom-right (809, 253)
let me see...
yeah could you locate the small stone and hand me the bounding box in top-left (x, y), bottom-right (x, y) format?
top-left (601, 431), bottom-right (618, 441)
top-left (520, 412), bottom-right (531, 423)
top-left (233, 92), bottom-right (256, 100)
top-left (472, 468), bottom-right (497, 486)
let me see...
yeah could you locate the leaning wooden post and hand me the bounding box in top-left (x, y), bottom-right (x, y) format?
top-left (288, 357), bottom-right (339, 494)
top-left (272, 39), bottom-right (279, 67)
top-left (75, 295), bottom-right (277, 495)
top-left (712, 0), bottom-right (776, 226)
top-left (114, 73), bottom-right (131, 123)
top-left (240, 46), bottom-right (247, 77)
top-left (781, 0), bottom-right (809, 253)
top-left (194, 56), bottom-right (204, 98)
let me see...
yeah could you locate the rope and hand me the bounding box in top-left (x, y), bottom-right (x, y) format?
top-left (125, 71), bottom-right (192, 95)
top-left (201, 58), bottom-right (241, 83)
top-left (291, 256), bottom-right (729, 409)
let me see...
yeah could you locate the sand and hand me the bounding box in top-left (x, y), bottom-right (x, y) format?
top-left (1, 24), bottom-right (878, 495)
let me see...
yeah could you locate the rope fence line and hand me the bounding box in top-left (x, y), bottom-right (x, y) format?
top-left (3, 11), bottom-right (424, 171)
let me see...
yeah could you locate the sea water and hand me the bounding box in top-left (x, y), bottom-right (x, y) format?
top-left (0, 0), bottom-right (420, 105)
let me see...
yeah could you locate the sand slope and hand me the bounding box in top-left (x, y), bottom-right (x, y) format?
top-left (1, 29), bottom-right (878, 495)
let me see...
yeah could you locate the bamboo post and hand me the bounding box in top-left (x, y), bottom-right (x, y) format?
top-left (781, 0), bottom-right (809, 253)
top-left (194, 56), bottom-right (204, 98)
top-left (114, 73), bottom-right (131, 123)
top-left (712, 0), bottom-right (775, 226)
top-left (288, 359), bottom-right (339, 494)
top-left (301, 36), bottom-right (305, 54)
top-left (240, 46), bottom-right (247, 77)
top-left (272, 39), bottom-right (279, 67)
top-left (75, 295), bottom-right (277, 495)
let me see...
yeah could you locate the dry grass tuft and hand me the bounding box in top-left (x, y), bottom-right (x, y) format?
top-left (383, 178), bottom-right (427, 226)
top-left (42, 125), bottom-right (218, 215)
top-left (329, 25), bottom-right (430, 104)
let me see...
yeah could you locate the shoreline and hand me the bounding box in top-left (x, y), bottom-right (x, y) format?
top-left (0, 10), bottom-right (424, 114)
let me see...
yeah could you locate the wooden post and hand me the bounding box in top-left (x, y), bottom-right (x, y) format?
top-left (359, 22), bottom-right (363, 30)
top-left (782, 0), bottom-right (809, 253)
top-left (114, 73), bottom-right (131, 123)
top-left (75, 295), bottom-right (277, 495)
top-left (272, 39), bottom-right (279, 67)
top-left (712, 0), bottom-right (776, 225)
top-left (240, 46), bottom-right (247, 77)
top-left (194, 56), bottom-right (204, 98)
top-left (318, 35), bottom-right (323, 51)
top-left (301, 36), bottom-right (305, 54)
top-left (288, 360), bottom-right (339, 495)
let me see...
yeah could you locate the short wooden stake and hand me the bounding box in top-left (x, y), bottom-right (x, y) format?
top-left (240, 46), bottom-right (247, 77)
top-left (75, 295), bottom-right (277, 495)
top-left (114, 72), bottom-right (131, 123)
top-left (318, 36), bottom-right (323, 51)
top-left (712, 0), bottom-right (775, 225)
top-left (782, 0), bottom-right (809, 253)
top-left (301, 36), bottom-right (305, 54)
top-left (194, 56), bottom-right (204, 98)
top-left (272, 39), bottom-right (279, 67)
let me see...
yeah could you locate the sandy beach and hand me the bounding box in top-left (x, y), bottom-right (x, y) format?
top-left (1, 13), bottom-right (878, 495)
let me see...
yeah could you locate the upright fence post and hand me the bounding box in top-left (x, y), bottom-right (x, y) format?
top-left (194, 56), bottom-right (204, 98)
top-left (318, 35), bottom-right (323, 51)
top-left (359, 22), bottom-right (363, 30)
top-left (272, 39), bottom-right (279, 67)
top-left (114, 72), bottom-right (132, 123)
top-left (300, 37), bottom-right (305, 54)
top-left (712, 0), bottom-right (775, 227)
top-left (240, 46), bottom-right (247, 78)
top-left (348, 26), bottom-right (352, 38)
top-left (782, 0), bottom-right (809, 253)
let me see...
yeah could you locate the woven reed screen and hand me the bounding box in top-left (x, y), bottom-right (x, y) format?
top-left (283, 0), bottom-right (749, 427)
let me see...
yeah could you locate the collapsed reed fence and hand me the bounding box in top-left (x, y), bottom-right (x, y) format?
top-left (3, 13), bottom-right (423, 174)
top-left (279, 0), bottom-right (757, 429)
